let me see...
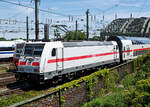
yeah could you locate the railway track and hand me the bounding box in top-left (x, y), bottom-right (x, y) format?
top-left (0, 72), bottom-right (14, 78)
top-left (0, 62), bottom-right (12, 65)
top-left (0, 62), bottom-right (16, 70)
top-left (0, 80), bottom-right (39, 98)
top-left (0, 81), bottom-right (30, 97)
top-left (0, 75), bottom-right (16, 88)
top-left (0, 87), bottom-right (25, 97)
top-left (0, 62), bottom-right (22, 97)
top-left (0, 61), bottom-right (16, 87)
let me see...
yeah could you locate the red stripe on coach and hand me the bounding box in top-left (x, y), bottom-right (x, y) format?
top-left (133, 48), bottom-right (150, 51)
top-left (122, 47), bottom-right (150, 53)
top-left (47, 52), bottom-right (119, 63)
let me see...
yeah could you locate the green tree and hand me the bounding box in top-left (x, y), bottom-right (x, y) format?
top-left (11, 38), bottom-right (18, 41)
top-left (64, 31), bottom-right (87, 40)
top-left (10, 38), bottom-right (25, 41)
top-left (92, 36), bottom-right (100, 40)
top-left (0, 37), bottom-right (6, 41)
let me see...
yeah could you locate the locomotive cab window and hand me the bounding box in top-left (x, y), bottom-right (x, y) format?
top-left (52, 48), bottom-right (56, 56)
top-left (24, 44), bottom-right (45, 57)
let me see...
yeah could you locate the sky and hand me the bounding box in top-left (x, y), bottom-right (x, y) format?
top-left (0, 0), bottom-right (150, 39)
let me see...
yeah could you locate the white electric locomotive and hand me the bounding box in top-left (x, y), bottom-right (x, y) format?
top-left (14, 36), bottom-right (150, 84)
top-left (16, 41), bottom-right (120, 84)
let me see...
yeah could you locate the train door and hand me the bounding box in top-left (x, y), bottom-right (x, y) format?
top-left (115, 45), bottom-right (119, 59)
top-left (113, 45), bottom-right (117, 60)
top-left (123, 45), bottom-right (131, 60)
top-left (123, 46), bottom-right (128, 60)
top-left (126, 45), bottom-right (131, 59)
top-left (56, 47), bottom-right (64, 74)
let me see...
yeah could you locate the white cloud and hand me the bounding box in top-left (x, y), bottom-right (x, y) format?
top-left (119, 2), bottom-right (142, 7)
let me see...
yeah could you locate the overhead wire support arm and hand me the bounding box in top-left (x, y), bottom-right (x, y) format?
top-left (52, 25), bottom-right (68, 33)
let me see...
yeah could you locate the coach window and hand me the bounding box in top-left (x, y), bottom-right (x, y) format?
top-left (116, 45), bottom-right (119, 50)
top-left (52, 48), bottom-right (56, 56)
top-left (124, 47), bottom-right (126, 51)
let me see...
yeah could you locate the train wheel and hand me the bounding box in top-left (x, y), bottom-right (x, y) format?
top-left (76, 70), bottom-right (82, 78)
top-left (62, 74), bottom-right (67, 83)
top-left (15, 73), bottom-right (23, 83)
top-left (68, 72), bottom-right (75, 81)
top-left (52, 76), bottom-right (59, 84)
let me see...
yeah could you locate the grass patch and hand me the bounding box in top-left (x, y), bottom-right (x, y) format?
top-left (0, 95), bottom-right (26, 107)
top-left (0, 90), bottom-right (43, 106)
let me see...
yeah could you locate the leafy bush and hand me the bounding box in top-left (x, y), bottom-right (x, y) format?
top-left (84, 52), bottom-right (150, 107)
top-left (104, 70), bottom-right (119, 92)
top-left (84, 91), bottom-right (125, 107)
top-left (121, 73), bottom-right (135, 88)
top-left (124, 78), bottom-right (150, 107)
top-left (83, 98), bottom-right (102, 107)
top-left (123, 52), bottom-right (150, 107)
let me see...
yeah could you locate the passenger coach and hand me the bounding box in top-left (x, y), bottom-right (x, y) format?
top-left (0, 40), bottom-right (25, 60)
top-left (107, 36), bottom-right (150, 62)
top-left (0, 41), bottom-right (15, 60)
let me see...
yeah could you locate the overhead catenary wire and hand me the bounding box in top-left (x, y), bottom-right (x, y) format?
top-left (0, 18), bottom-right (25, 24)
top-left (0, 18), bottom-right (49, 25)
top-left (0, 0), bottom-right (104, 38)
top-left (0, 0), bottom-right (72, 17)
top-left (0, 0), bottom-right (97, 24)
top-left (8, 11), bottom-right (26, 19)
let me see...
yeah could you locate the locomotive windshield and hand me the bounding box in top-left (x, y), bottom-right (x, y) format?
top-left (24, 44), bottom-right (45, 57)
top-left (16, 43), bottom-right (25, 54)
